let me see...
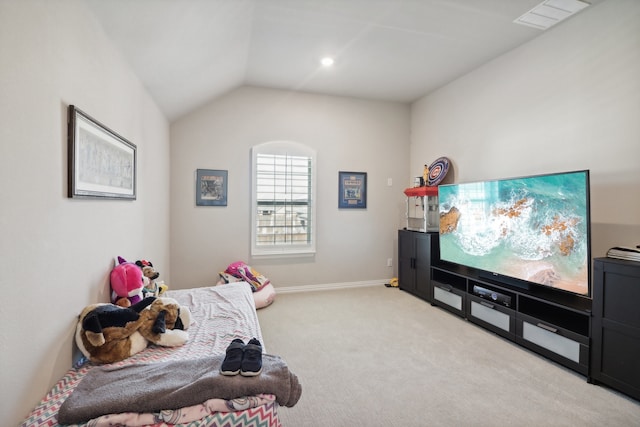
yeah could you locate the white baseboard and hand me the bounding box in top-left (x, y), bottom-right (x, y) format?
top-left (275, 279), bottom-right (390, 294)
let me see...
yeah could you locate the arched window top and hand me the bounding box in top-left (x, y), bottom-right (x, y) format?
top-left (253, 140), bottom-right (315, 157)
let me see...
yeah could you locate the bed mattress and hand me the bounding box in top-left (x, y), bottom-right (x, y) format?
top-left (21, 282), bottom-right (282, 427)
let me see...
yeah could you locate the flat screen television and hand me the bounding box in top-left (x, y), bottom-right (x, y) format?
top-left (438, 170), bottom-right (591, 297)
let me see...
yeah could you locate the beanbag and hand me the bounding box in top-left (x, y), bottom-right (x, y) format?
top-left (253, 283), bottom-right (276, 309)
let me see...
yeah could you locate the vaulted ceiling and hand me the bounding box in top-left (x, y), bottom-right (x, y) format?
top-left (86, 0), bottom-right (596, 121)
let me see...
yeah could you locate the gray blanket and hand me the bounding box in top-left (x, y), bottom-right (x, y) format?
top-left (57, 354), bottom-right (302, 425)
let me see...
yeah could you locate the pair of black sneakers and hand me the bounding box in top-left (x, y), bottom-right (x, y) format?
top-left (220, 338), bottom-right (263, 376)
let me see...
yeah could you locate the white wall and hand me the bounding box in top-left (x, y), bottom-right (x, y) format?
top-left (0, 1), bottom-right (170, 425)
top-left (411, 0), bottom-right (640, 259)
top-left (5, 1), bottom-right (640, 425)
top-left (170, 86), bottom-right (410, 288)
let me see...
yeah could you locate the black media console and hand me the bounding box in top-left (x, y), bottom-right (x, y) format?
top-left (398, 229), bottom-right (592, 376)
top-left (590, 258), bottom-right (640, 400)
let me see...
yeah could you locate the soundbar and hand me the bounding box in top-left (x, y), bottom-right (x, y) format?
top-left (472, 285), bottom-right (511, 307)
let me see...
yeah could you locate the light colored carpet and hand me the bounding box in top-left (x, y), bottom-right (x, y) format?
top-left (257, 285), bottom-right (640, 427)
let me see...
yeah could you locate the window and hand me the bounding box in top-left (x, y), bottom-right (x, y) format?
top-left (251, 141), bottom-right (316, 256)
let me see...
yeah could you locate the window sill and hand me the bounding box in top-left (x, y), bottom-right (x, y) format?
top-left (251, 248), bottom-right (316, 259)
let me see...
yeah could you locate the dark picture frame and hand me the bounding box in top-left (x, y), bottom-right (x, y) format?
top-left (338, 171), bottom-right (367, 209)
top-left (196, 169), bottom-right (228, 206)
top-left (68, 105), bottom-right (136, 199)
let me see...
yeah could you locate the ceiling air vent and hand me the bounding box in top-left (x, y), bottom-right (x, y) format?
top-left (514, 0), bottom-right (589, 30)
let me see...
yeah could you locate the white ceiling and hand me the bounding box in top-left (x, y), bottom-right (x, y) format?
top-left (85, 0), bottom-right (594, 121)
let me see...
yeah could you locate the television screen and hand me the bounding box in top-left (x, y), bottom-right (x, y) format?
top-left (438, 170), bottom-right (590, 296)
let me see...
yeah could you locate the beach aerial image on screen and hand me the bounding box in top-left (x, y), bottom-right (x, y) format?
top-left (438, 172), bottom-right (589, 295)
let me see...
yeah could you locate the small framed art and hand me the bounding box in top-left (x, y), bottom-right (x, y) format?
top-left (68, 105), bottom-right (136, 199)
top-left (196, 169), bottom-right (228, 206)
top-left (338, 171), bottom-right (367, 209)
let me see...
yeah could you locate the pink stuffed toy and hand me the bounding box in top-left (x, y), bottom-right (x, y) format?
top-left (110, 260), bottom-right (144, 308)
top-left (224, 261), bottom-right (270, 292)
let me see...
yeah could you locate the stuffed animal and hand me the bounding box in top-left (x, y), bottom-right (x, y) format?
top-left (111, 259), bottom-right (145, 307)
top-left (137, 296), bottom-right (191, 346)
top-left (135, 259), bottom-right (167, 298)
top-left (219, 262), bottom-right (276, 309)
top-left (75, 296), bottom-right (192, 364)
top-left (224, 261), bottom-right (270, 291)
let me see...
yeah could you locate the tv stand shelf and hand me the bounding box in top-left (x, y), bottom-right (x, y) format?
top-left (431, 264), bottom-right (591, 375)
top-left (398, 230), bottom-right (592, 376)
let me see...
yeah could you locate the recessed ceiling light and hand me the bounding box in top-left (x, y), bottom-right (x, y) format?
top-left (320, 57), bottom-right (334, 67)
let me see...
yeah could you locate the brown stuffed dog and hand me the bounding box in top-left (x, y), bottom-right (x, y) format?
top-left (75, 297), bottom-right (192, 364)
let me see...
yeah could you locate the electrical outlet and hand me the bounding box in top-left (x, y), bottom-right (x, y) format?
top-left (387, 258), bottom-right (393, 267)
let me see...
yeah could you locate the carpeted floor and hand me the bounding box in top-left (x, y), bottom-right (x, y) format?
top-left (257, 285), bottom-right (640, 427)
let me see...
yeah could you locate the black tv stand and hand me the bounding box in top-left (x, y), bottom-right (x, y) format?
top-left (398, 230), bottom-right (592, 376)
top-left (590, 258), bottom-right (640, 400)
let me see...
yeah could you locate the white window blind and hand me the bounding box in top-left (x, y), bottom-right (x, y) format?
top-left (251, 141), bottom-right (316, 256)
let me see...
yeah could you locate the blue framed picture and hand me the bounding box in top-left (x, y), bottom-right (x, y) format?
top-left (338, 171), bottom-right (367, 209)
top-left (196, 169), bottom-right (228, 206)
